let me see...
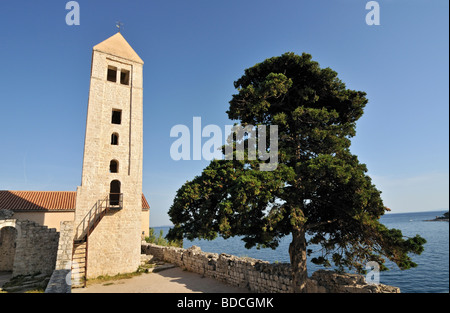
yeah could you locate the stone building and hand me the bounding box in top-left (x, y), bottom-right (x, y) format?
top-left (0, 32), bottom-right (148, 285)
top-left (73, 32), bottom-right (146, 279)
top-left (0, 190), bottom-right (149, 235)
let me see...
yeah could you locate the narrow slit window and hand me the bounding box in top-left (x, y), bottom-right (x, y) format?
top-left (107, 66), bottom-right (117, 82)
top-left (111, 133), bottom-right (119, 145)
top-left (112, 110), bottom-right (122, 125)
top-left (120, 69), bottom-right (130, 85)
top-left (110, 160), bottom-right (119, 173)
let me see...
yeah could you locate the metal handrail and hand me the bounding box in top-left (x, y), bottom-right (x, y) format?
top-left (108, 193), bottom-right (123, 208)
top-left (72, 193), bottom-right (123, 287)
top-left (74, 193), bottom-right (123, 241)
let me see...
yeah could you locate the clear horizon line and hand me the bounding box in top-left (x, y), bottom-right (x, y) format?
top-left (149, 209), bottom-right (449, 228)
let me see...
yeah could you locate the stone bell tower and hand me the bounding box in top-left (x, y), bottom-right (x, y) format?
top-left (73, 32), bottom-right (144, 281)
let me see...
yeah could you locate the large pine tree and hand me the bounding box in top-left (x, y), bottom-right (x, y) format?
top-left (167, 53), bottom-right (426, 292)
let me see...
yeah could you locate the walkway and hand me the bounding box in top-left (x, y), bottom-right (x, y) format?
top-left (72, 266), bottom-right (249, 293)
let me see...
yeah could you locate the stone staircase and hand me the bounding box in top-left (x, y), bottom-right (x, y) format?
top-left (71, 242), bottom-right (87, 288)
top-left (71, 195), bottom-right (122, 288)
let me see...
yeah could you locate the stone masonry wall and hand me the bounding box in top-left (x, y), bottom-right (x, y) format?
top-left (142, 243), bottom-right (293, 292)
top-left (55, 221), bottom-right (74, 271)
top-left (141, 243), bottom-right (400, 293)
top-left (45, 221), bottom-right (74, 293)
top-left (0, 219), bottom-right (59, 277)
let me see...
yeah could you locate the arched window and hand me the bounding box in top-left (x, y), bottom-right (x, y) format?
top-left (109, 160), bottom-right (119, 173)
top-left (110, 180), bottom-right (121, 206)
top-left (111, 133), bottom-right (119, 145)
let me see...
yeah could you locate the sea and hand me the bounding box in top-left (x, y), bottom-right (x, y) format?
top-left (152, 210), bottom-right (449, 293)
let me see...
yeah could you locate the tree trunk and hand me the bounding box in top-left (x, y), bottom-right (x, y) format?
top-left (289, 226), bottom-right (308, 293)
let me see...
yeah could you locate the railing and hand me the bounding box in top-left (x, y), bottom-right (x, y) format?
top-left (108, 193), bottom-right (123, 208)
top-left (74, 193), bottom-right (123, 242)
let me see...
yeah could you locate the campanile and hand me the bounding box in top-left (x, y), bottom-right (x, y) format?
top-left (73, 32), bottom-right (144, 281)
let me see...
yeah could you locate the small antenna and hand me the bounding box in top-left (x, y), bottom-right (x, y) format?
top-left (116, 21), bottom-right (124, 33)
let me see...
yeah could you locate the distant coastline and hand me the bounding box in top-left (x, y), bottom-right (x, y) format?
top-left (424, 211), bottom-right (449, 222)
top-left (150, 224), bottom-right (174, 229)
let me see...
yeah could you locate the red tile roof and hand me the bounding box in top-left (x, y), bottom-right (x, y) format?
top-left (0, 191), bottom-right (150, 212)
top-left (0, 191), bottom-right (76, 212)
top-left (141, 194), bottom-right (150, 210)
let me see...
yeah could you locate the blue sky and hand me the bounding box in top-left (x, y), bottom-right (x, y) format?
top-left (0, 0), bottom-right (448, 226)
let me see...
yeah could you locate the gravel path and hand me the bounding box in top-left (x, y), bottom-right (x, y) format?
top-left (72, 266), bottom-right (249, 293)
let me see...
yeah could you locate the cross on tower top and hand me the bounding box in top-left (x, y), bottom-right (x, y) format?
top-left (116, 21), bottom-right (124, 33)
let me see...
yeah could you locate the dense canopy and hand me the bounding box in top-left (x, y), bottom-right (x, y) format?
top-left (167, 52), bottom-right (426, 292)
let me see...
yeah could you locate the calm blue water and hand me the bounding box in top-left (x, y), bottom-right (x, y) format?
top-left (153, 210), bottom-right (449, 293)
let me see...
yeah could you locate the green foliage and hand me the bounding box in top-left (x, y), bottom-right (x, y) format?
top-left (146, 228), bottom-right (182, 247)
top-left (167, 52), bottom-right (426, 278)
